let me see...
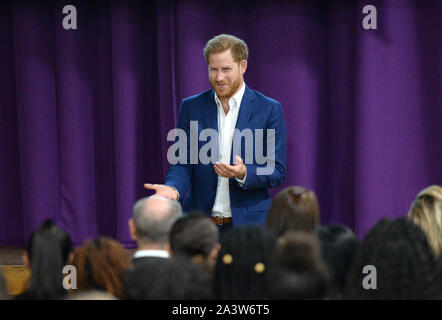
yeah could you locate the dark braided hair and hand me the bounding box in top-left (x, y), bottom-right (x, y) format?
top-left (213, 226), bottom-right (277, 300)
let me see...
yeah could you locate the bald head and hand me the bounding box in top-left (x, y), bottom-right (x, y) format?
top-left (132, 195), bottom-right (182, 245)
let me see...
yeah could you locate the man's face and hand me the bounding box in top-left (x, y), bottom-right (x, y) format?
top-left (208, 49), bottom-right (247, 100)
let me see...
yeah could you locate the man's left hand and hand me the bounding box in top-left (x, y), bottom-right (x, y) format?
top-left (214, 156), bottom-right (246, 180)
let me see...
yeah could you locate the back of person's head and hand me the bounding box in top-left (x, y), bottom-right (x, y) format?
top-left (71, 237), bottom-right (130, 298)
top-left (266, 186), bottom-right (320, 236)
top-left (345, 217), bottom-right (439, 299)
top-left (169, 211), bottom-right (220, 263)
top-left (266, 231), bottom-right (329, 299)
top-left (21, 219), bottom-right (72, 300)
top-left (123, 257), bottom-right (212, 299)
top-left (316, 224), bottom-right (359, 299)
top-left (67, 290), bottom-right (117, 300)
top-left (214, 225), bottom-right (277, 300)
top-left (130, 195), bottom-right (182, 246)
top-left (408, 185), bottom-right (442, 258)
top-left (0, 269), bottom-right (9, 300)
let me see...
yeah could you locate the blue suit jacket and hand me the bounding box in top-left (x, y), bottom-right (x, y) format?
top-left (165, 85), bottom-right (286, 226)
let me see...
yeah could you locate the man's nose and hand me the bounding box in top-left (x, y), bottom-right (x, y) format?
top-left (216, 72), bottom-right (224, 82)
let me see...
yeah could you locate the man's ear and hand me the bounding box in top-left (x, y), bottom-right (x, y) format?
top-left (128, 218), bottom-right (137, 241)
top-left (209, 243), bottom-right (221, 262)
top-left (22, 252), bottom-right (30, 268)
top-left (240, 60), bottom-right (247, 75)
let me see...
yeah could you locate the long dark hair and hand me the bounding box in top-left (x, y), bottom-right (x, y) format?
top-left (23, 219), bottom-right (72, 300)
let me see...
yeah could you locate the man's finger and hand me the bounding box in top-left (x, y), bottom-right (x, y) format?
top-left (144, 183), bottom-right (159, 190)
top-left (214, 165), bottom-right (231, 177)
top-left (217, 163), bottom-right (237, 175)
top-left (215, 164), bottom-right (231, 175)
top-left (214, 165), bottom-right (227, 177)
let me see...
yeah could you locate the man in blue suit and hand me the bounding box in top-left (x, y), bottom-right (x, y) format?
top-left (145, 34), bottom-right (286, 232)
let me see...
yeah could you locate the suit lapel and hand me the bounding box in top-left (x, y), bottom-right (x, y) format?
top-left (230, 85), bottom-right (256, 164)
top-left (204, 91), bottom-right (219, 181)
top-left (204, 90), bottom-right (218, 131)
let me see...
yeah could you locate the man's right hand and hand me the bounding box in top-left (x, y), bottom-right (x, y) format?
top-left (144, 183), bottom-right (179, 200)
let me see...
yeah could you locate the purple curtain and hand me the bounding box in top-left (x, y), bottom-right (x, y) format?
top-left (1, 0), bottom-right (440, 247)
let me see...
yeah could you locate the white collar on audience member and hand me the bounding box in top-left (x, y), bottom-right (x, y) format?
top-left (133, 249), bottom-right (169, 259)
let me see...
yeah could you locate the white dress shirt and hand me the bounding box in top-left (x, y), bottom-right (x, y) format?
top-left (211, 82), bottom-right (247, 218)
top-left (133, 249), bottom-right (170, 259)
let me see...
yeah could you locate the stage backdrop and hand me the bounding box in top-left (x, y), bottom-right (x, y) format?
top-left (0, 0), bottom-right (440, 247)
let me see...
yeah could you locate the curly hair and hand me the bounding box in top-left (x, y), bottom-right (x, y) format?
top-left (345, 218), bottom-right (439, 299)
top-left (71, 237), bottom-right (130, 298)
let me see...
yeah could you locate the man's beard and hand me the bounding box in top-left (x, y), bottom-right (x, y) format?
top-left (211, 76), bottom-right (242, 100)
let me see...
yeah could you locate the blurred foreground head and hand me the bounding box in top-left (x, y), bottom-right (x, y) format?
top-left (316, 225), bottom-right (359, 299)
top-left (345, 217), bottom-right (440, 299)
top-left (130, 195), bottom-right (182, 248)
top-left (19, 219), bottom-right (72, 300)
top-left (67, 290), bottom-right (117, 300)
top-left (123, 257), bottom-right (212, 300)
top-left (169, 212), bottom-right (220, 272)
top-left (266, 186), bottom-right (320, 236)
top-left (214, 226), bottom-right (277, 300)
top-left (266, 231), bottom-right (329, 299)
top-left (71, 237), bottom-right (130, 298)
top-left (408, 185), bottom-right (442, 257)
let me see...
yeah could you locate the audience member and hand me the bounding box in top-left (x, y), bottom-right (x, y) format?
top-left (15, 219), bottom-right (72, 300)
top-left (266, 231), bottom-right (329, 299)
top-left (213, 226), bottom-right (277, 300)
top-left (266, 186), bottom-right (320, 236)
top-left (71, 237), bottom-right (130, 298)
top-left (408, 185), bottom-right (442, 257)
top-left (316, 224), bottom-right (359, 299)
top-left (129, 195), bottom-right (182, 265)
top-left (123, 257), bottom-right (212, 299)
top-left (345, 217), bottom-right (440, 299)
top-left (8, 185), bottom-right (441, 300)
top-left (169, 211), bottom-right (220, 273)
